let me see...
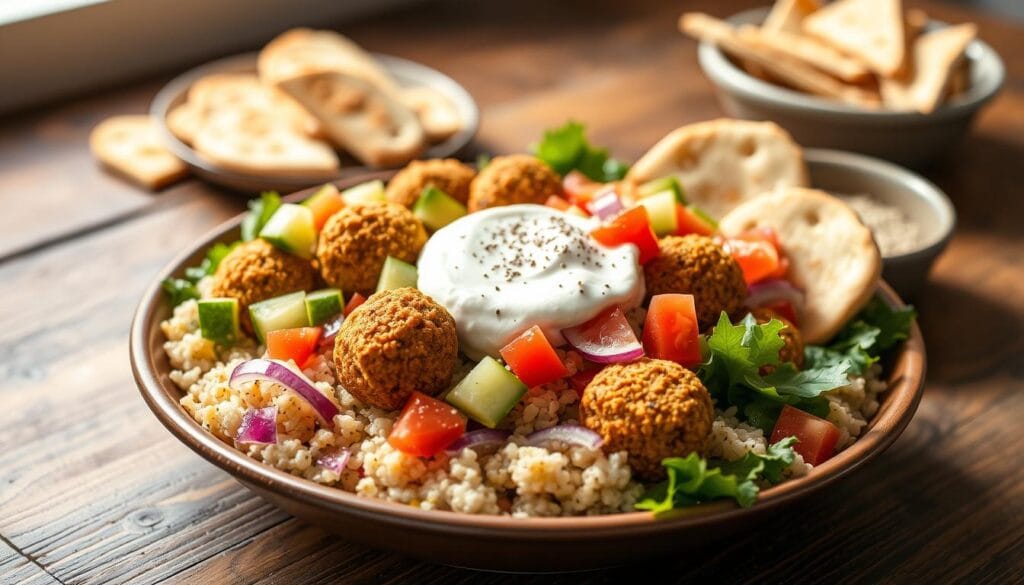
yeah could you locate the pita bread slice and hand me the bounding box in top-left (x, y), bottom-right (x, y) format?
top-left (259, 28), bottom-right (397, 93)
top-left (185, 73), bottom-right (322, 138)
top-left (625, 119), bottom-right (809, 220)
top-left (737, 25), bottom-right (870, 82)
top-left (398, 86), bottom-right (462, 144)
top-left (762, 0), bottom-right (821, 33)
top-left (680, 14), bottom-right (880, 107)
top-left (719, 188), bottom-right (881, 344)
top-left (277, 71), bottom-right (425, 167)
top-left (192, 109), bottom-right (339, 177)
top-left (802, 0), bottom-right (906, 77)
top-left (90, 115), bottom-right (188, 190)
top-left (879, 24), bottom-right (976, 113)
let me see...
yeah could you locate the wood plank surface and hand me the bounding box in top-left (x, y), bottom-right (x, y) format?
top-left (1, 0), bottom-right (1023, 583)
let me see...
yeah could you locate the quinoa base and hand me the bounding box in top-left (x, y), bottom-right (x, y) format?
top-left (161, 279), bottom-right (887, 517)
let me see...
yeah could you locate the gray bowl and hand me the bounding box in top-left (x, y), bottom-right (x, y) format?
top-left (805, 149), bottom-right (955, 299)
top-left (697, 8), bottom-right (1005, 168)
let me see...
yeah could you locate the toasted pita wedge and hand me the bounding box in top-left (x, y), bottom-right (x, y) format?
top-left (681, 13), bottom-right (880, 107)
top-left (90, 115), bottom-right (188, 190)
top-left (763, 0), bottom-right (821, 33)
top-left (803, 0), bottom-right (906, 77)
top-left (259, 28), bottom-right (398, 93)
top-left (879, 24), bottom-right (976, 113)
top-left (719, 188), bottom-right (881, 344)
top-left (737, 25), bottom-right (870, 83)
top-left (625, 119), bottom-right (809, 220)
top-left (277, 71), bottom-right (425, 167)
top-left (399, 86), bottom-right (462, 143)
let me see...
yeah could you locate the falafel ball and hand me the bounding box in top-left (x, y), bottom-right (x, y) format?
top-left (334, 287), bottom-right (458, 410)
top-left (210, 239), bottom-right (316, 334)
top-left (467, 154), bottom-right (563, 212)
top-left (580, 358), bottom-right (714, 480)
top-left (644, 235), bottom-right (747, 330)
top-left (316, 203), bottom-right (427, 296)
top-left (385, 158), bottom-right (476, 208)
top-left (750, 307), bottom-right (805, 370)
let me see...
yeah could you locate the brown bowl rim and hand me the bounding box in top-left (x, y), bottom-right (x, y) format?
top-left (129, 166), bottom-right (927, 539)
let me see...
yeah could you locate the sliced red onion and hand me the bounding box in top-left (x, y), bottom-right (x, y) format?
top-left (562, 306), bottom-right (644, 364)
top-left (316, 447), bottom-right (351, 474)
top-left (235, 406), bottom-right (278, 445)
top-left (318, 315), bottom-right (344, 348)
top-left (745, 279), bottom-right (806, 315)
top-left (586, 189), bottom-right (624, 221)
top-left (525, 424), bottom-right (604, 449)
top-left (230, 359), bottom-right (339, 424)
top-left (445, 429), bottom-right (511, 455)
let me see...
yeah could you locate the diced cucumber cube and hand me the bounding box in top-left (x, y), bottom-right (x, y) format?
top-left (638, 176), bottom-right (686, 204)
top-left (445, 357), bottom-right (528, 428)
top-left (305, 288), bottom-right (344, 326)
top-left (259, 203), bottom-right (316, 259)
top-left (341, 180), bottom-right (386, 206)
top-left (249, 291), bottom-right (309, 343)
top-left (198, 298), bottom-right (240, 345)
top-left (376, 256), bottom-right (418, 293)
top-left (637, 190), bottom-right (679, 236)
top-left (566, 205), bottom-right (589, 218)
top-left (412, 186), bottom-right (467, 231)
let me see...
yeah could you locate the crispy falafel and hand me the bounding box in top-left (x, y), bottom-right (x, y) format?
top-left (751, 307), bottom-right (805, 370)
top-left (580, 358), bottom-right (714, 480)
top-left (316, 203), bottom-right (427, 296)
top-left (385, 158), bottom-right (476, 208)
top-left (644, 235), bottom-right (747, 330)
top-left (334, 287), bottom-right (458, 410)
top-left (468, 154), bottom-right (563, 212)
top-left (210, 239), bottom-right (316, 334)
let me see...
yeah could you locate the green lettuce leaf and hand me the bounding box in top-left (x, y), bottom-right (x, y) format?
top-left (532, 121), bottom-right (628, 182)
top-left (241, 191), bottom-right (282, 241)
top-left (699, 313), bottom-right (849, 431)
top-left (804, 297), bottom-right (916, 375)
top-left (161, 278), bottom-right (199, 306)
top-left (636, 437), bottom-right (799, 515)
top-left (184, 241), bottom-right (238, 282)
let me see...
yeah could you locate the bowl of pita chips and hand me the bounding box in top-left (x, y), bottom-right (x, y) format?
top-left (149, 29), bottom-right (479, 192)
top-left (680, 0), bottom-right (1004, 167)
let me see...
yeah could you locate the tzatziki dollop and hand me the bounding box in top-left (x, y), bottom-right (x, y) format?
top-left (417, 204), bottom-right (645, 360)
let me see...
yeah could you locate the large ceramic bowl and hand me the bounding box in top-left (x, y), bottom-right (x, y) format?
top-left (696, 8), bottom-right (1004, 167)
top-left (130, 154), bottom-right (927, 572)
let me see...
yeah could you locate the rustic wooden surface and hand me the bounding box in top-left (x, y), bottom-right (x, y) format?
top-left (1, 0), bottom-right (1022, 582)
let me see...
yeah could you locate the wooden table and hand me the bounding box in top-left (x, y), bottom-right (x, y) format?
top-left (2, 0), bottom-right (1022, 582)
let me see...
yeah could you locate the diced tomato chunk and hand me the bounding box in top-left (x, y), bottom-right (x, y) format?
top-left (499, 325), bottom-right (569, 388)
top-left (388, 392), bottom-right (467, 457)
top-left (306, 190), bottom-right (345, 231)
top-left (675, 205), bottom-right (716, 237)
top-left (266, 327), bottom-right (323, 366)
top-left (545, 195), bottom-right (572, 212)
top-left (590, 206), bottom-right (660, 264)
top-left (568, 366), bottom-right (603, 392)
top-left (770, 405), bottom-right (841, 466)
top-left (563, 170), bottom-right (602, 208)
top-left (343, 292), bottom-right (367, 317)
top-left (642, 294), bottom-right (702, 366)
top-left (762, 300), bottom-right (799, 326)
top-left (724, 235), bottom-right (781, 285)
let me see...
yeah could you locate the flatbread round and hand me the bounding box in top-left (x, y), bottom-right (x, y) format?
top-left (625, 119), bottom-right (809, 220)
top-left (719, 187), bottom-right (881, 344)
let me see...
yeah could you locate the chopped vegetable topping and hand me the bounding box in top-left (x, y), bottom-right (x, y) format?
top-left (241, 191), bottom-right (282, 241)
top-left (804, 296), bottom-right (916, 375)
top-left (162, 241), bottom-right (239, 306)
top-left (532, 121), bottom-right (629, 182)
top-left (636, 437), bottom-right (798, 514)
top-left (698, 313), bottom-right (850, 432)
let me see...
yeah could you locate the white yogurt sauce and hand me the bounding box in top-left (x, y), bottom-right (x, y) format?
top-left (417, 204), bottom-right (645, 360)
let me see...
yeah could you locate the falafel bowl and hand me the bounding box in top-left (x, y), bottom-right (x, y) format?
top-left (139, 120), bottom-right (922, 528)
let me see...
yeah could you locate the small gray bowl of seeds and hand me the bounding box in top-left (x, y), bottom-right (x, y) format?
top-left (804, 149), bottom-right (955, 299)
